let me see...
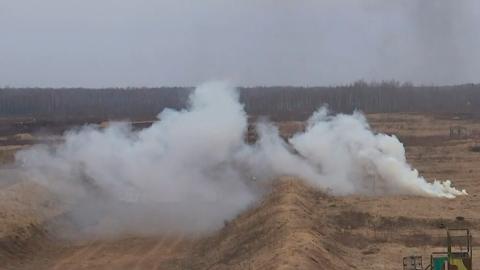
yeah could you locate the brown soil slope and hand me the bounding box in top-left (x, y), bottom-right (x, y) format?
top-left (1, 179), bottom-right (351, 270)
top-left (3, 178), bottom-right (478, 270)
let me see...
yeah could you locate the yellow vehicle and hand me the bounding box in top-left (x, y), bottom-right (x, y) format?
top-left (404, 229), bottom-right (472, 270)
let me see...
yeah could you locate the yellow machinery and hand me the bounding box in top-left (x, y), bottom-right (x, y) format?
top-left (404, 229), bottom-right (472, 270)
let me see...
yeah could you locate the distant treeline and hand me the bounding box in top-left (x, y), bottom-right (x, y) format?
top-left (1, 81), bottom-right (480, 122)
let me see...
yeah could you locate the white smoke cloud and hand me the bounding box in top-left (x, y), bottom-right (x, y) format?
top-left (15, 82), bottom-right (466, 235)
top-left (288, 110), bottom-right (466, 198)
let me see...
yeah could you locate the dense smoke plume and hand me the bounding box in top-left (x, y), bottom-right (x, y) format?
top-left (15, 82), bottom-right (466, 235)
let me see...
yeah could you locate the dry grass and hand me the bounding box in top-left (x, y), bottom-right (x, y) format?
top-left (2, 112), bottom-right (480, 269)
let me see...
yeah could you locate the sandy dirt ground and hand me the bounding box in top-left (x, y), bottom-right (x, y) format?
top-left (1, 112), bottom-right (480, 270)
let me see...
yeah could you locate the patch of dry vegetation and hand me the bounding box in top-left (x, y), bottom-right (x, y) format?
top-left (1, 113), bottom-right (480, 269)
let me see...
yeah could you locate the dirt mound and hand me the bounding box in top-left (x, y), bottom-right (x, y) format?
top-left (1, 177), bottom-right (478, 270)
top-left (186, 178), bottom-right (352, 270)
top-left (0, 179), bottom-right (352, 270)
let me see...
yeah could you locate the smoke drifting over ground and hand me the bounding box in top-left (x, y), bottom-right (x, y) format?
top-left (15, 82), bottom-right (466, 235)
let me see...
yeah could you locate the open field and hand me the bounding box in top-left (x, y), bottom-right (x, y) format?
top-left (1, 112), bottom-right (480, 270)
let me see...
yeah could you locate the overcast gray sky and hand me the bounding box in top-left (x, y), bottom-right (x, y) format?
top-left (1, 0), bottom-right (479, 87)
